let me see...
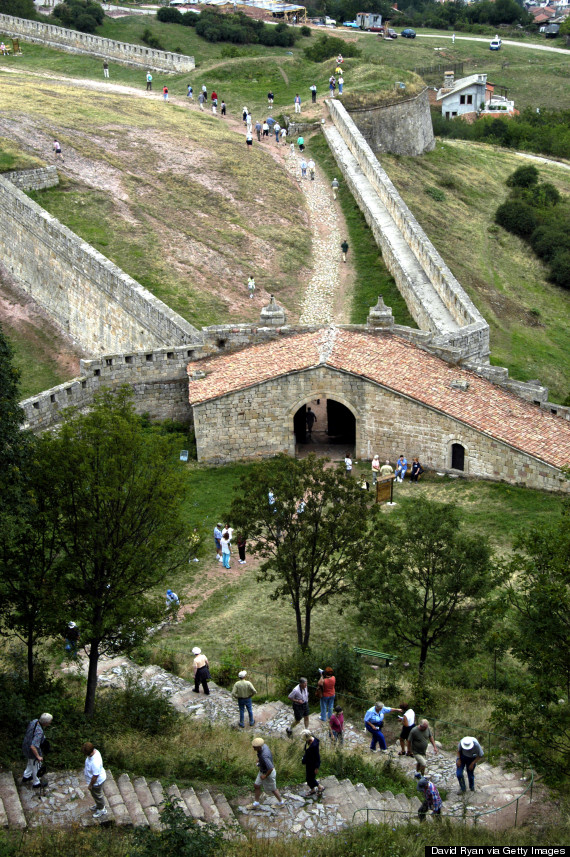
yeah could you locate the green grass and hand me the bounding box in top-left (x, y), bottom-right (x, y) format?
top-left (378, 140), bottom-right (570, 402)
top-left (0, 136), bottom-right (43, 172)
top-left (309, 135), bottom-right (417, 327)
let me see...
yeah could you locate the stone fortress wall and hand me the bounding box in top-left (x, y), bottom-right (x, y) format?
top-left (324, 98), bottom-right (490, 363)
top-left (3, 165), bottom-right (59, 191)
top-left (0, 174), bottom-right (200, 356)
top-left (347, 87), bottom-right (436, 158)
top-left (0, 14), bottom-right (195, 72)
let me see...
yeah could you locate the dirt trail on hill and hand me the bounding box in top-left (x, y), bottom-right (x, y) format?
top-left (0, 66), bottom-right (353, 326)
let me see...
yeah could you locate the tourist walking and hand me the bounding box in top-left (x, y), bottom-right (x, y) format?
top-left (398, 703), bottom-right (415, 755)
top-left (198, 92), bottom-right (205, 110)
top-left (329, 706), bottom-right (344, 745)
top-left (306, 406), bottom-right (317, 435)
top-left (232, 670), bottom-right (256, 727)
top-left (301, 732), bottom-right (324, 795)
top-left (286, 677), bottom-right (310, 735)
top-left (247, 275), bottom-right (255, 299)
top-left (308, 159), bottom-right (315, 180)
top-left (221, 531), bottom-right (231, 567)
top-left (329, 76), bottom-right (336, 96)
top-left (456, 736), bottom-right (484, 793)
top-left (301, 159), bottom-right (307, 178)
top-left (338, 75), bottom-right (344, 95)
top-left (331, 177), bottom-right (339, 199)
top-left (409, 719), bottom-right (439, 776)
top-left (318, 667), bottom-right (336, 722)
top-left (103, 60), bottom-right (109, 79)
top-left (192, 647), bottom-right (210, 695)
top-left (274, 122), bottom-right (281, 144)
top-left (364, 701), bottom-right (402, 751)
top-left (53, 139), bottom-right (63, 162)
top-left (202, 84), bottom-right (207, 101)
top-left (262, 120), bottom-right (269, 139)
top-left (344, 452), bottom-right (352, 477)
top-left (83, 742), bottom-right (107, 819)
top-left (221, 100), bottom-right (226, 116)
top-left (22, 713), bottom-right (52, 787)
top-left (341, 240), bottom-right (349, 262)
top-left (187, 84), bottom-right (193, 98)
top-left (237, 533), bottom-right (247, 564)
top-left (310, 83), bottom-right (317, 103)
top-left (267, 90), bottom-right (274, 107)
top-left (163, 86), bottom-right (169, 101)
top-left (417, 776), bottom-right (442, 821)
top-left (243, 106), bottom-right (248, 124)
top-left (165, 589), bottom-right (179, 620)
top-left (255, 120), bottom-right (262, 142)
top-left (371, 454), bottom-right (381, 485)
top-left (246, 130), bottom-right (253, 150)
top-left (64, 621), bottom-right (80, 656)
top-left (297, 135), bottom-right (304, 152)
top-left (294, 93), bottom-right (301, 114)
top-left (252, 738), bottom-right (284, 806)
top-left (146, 71), bottom-right (152, 91)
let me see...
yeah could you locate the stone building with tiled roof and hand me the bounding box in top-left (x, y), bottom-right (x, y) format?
top-left (188, 326), bottom-right (570, 493)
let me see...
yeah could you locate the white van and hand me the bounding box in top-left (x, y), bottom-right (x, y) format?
top-left (489, 36), bottom-right (502, 50)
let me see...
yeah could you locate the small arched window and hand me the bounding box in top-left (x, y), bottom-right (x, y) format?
top-left (451, 443), bottom-right (465, 472)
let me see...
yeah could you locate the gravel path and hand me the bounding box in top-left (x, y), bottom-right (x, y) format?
top-left (282, 147), bottom-right (342, 325)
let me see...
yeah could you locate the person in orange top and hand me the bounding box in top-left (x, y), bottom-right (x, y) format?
top-left (318, 667), bottom-right (336, 722)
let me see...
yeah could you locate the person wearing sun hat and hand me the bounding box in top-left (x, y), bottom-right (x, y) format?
top-left (232, 670), bottom-right (257, 728)
top-left (456, 736), bottom-right (484, 793)
top-left (192, 647), bottom-right (210, 695)
top-left (251, 737), bottom-right (284, 807)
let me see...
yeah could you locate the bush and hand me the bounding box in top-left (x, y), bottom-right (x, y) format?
top-left (304, 34), bottom-right (361, 62)
top-left (181, 10), bottom-right (198, 26)
top-left (495, 199), bottom-right (538, 239)
top-left (550, 250), bottom-right (570, 290)
top-left (506, 164), bottom-right (539, 188)
top-left (100, 677), bottom-right (179, 736)
top-left (425, 186), bottom-right (445, 202)
top-left (132, 797), bottom-right (222, 857)
top-left (141, 27), bottom-right (165, 50)
top-left (74, 12), bottom-right (98, 32)
top-left (277, 643), bottom-right (364, 702)
top-left (157, 6), bottom-right (182, 23)
top-left (300, 24), bottom-right (311, 36)
top-left (530, 226), bottom-right (569, 262)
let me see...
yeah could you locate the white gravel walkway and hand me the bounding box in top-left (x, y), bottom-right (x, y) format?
top-left (283, 148), bottom-right (342, 325)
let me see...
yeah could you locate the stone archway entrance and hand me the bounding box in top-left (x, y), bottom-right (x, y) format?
top-left (294, 397), bottom-right (356, 458)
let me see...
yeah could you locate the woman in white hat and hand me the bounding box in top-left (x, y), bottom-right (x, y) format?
top-left (192, 647), bottom-right (210, 695)
top-left (456, 736), bottom-right (484, 793)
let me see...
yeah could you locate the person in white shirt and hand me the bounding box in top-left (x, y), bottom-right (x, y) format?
top-left (398, 704), bottom-right (415, 756)
top-left (83, 742), bottom-right (107, 818)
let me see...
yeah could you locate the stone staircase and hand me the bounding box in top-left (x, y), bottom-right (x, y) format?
top-left (0, 768), bottom-right (241, 835)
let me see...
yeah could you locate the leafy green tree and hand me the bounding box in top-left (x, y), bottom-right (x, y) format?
top-left (506, 165), bottom-right (539, 189)
top-left (0, 0), bottom-right (36, 19)
top-left (354, 497), bottom-right (498, 678)
top-left (493, 504), bottom-right (570, 776)
top-left (41, 387), bottom-right (187, 715)
top-left (230, 454), bottom-right (378, 649)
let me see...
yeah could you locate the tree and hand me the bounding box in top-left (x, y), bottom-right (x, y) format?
top-left (230, 454), bottom-right (378, 649)
top-left (0, 0), bottom-right (36, 19)
top-left (41, 387), bottom-right (188, 715)
top-left (354, 497), bottom-right (498, 678)
top-left (492, 503), bottom-right (570, 776)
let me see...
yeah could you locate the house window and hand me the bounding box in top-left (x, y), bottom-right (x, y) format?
top-left (460, 95), bottom-right (466, 105)
top-left (452, 112), bottom-right (457, 117)
top-left (467, 94), bottom-right (473, 105)
top-left (451, 443), bottom-right (465, 471)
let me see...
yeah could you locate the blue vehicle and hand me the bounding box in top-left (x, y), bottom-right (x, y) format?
top-left (401, 28), bottom-right (416, 38)
top-left (343, 20), bottom-right (360, 28)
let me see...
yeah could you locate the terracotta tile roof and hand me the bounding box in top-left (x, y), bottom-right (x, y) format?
top-left (187, 329), bottom-right (570, 468)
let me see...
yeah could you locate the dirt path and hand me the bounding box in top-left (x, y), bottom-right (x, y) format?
top-left (0, 66), bottom-right (354, 325)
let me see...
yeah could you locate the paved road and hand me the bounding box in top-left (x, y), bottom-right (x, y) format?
top-left (417, 33), bottom-right (570, 56)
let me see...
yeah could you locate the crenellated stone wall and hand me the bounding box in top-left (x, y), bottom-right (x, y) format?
top-left (3, 165), bottom-right (59, 191)
top-left (0, 14), bottom-right (195, 72)
top-left (0, 174), bottom-right (200, 355)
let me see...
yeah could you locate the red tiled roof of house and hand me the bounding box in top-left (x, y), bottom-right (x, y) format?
top-left (187, 329), bottom-right (570, 468)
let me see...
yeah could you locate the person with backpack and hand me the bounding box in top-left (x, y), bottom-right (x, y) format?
top-left (146, 71), bottom-right (152, 91)
top-left (22, 714), bottom-right (53, 787)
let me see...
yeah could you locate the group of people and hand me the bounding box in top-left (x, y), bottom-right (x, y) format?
top-left (213, 522), bottom-right (247, 568)
top-left (369, 454), bottom-right (425, 484)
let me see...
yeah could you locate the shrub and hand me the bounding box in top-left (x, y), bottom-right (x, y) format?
top-left (100, 677), bottom-right (179, 736)
top-left (495, 199), bottom-right (538, 239)
top-left (75, 13), bottom-right (98, 32)
top-left (277, 643), bottom-right (364, 702)
top-left (132, 797), bottom-right (222, 857)
top-left (506, 164), bottom-right (539, 188)
top-left (181, 10), bottom-right (198, 26)
top-left (304, 34), bottom-right (361, 62)
top-left (141, 27), bottom-right (165, 50)
top-left (530, 226), bottom-right (568, 262)
top-left (300, 24), bottom-right (311, 36)
top-left (157, 6), bottom-right (182, 23)
top-left (550, 250), bottom-right (570, 290)
top-left (425, 186), bottom-right (445, 202)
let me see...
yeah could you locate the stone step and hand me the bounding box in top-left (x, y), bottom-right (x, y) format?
top-left (0, 773), bottom-right (26, 829)
top-left (102, 771), bottom-right (130, 826)
top-left (117, 773), bottom-right (149, 827)
top-left (197, 789), bottom-right (221, 824)
top-left (166, 783), bottom-right (190, 816)
top-left (148, 779), bottom-right (166, 810)
top-left (354, 783), bottom-right (381, 825)
top-left (132, 777), bottom-right (161, 830)
top-left (211, 790), bottom-right (234, 823)
top-left (180, 786), bottom-right (205, 821)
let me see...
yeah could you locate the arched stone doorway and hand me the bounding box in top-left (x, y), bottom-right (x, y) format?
top-left (293, 396), bottom-right (356, 458)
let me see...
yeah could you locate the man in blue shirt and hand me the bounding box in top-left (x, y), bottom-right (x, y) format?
top-left (364, 701), bottom-right (402, 751)
top-left (214, 524), bottom-right (223, 562)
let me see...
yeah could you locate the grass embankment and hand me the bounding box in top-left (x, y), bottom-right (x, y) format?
top-left (379, 140), bottom-right (570, 402)
top-left (0, 136), bottom-right (43, 172)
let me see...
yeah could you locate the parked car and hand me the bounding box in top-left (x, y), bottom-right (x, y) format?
top-left (401, 28), bottom-right (416, 38)
top-left (383, 28), bottom-right (398, 38)
top-left (342, 20), bottom-right (360, 28)
top-left (489, 37), bottom-right (502, 50)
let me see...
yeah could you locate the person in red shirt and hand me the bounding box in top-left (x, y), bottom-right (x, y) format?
top-left (329, 706), bottom-right (344, 746)
top-left (318, 667), bottom-right (336, 722)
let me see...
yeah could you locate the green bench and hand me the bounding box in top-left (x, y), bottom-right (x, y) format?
top-left (353, 647), bottom-right (396, 667)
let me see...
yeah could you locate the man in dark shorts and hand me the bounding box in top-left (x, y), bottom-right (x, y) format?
top-left (286, 678), bottom-right (309, 735)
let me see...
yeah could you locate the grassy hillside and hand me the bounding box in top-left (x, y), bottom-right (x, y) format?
top-left (379, 140), bottom-right (570, 402)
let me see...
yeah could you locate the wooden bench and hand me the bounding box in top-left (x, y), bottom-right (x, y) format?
top-left (353, 647), bottom-right (396, 667)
